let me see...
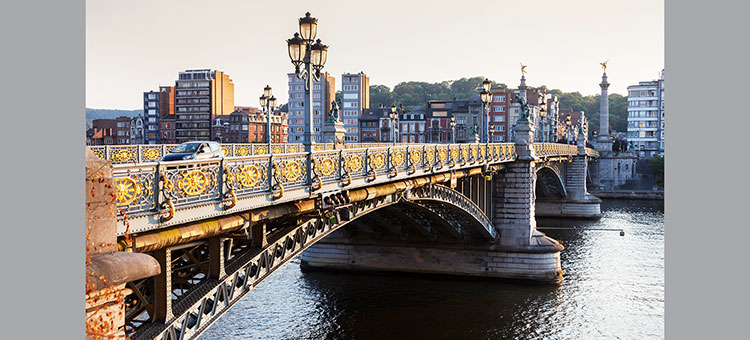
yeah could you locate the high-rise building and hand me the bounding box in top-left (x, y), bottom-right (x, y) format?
top-left (143, 86), bottom-right (175, 144)
top-left (174, 69), bottom-right (234, 143)
top-left (286, 72), bottom-right (335, 143)
top-left (627, 69), bottom-right (665, 157)
top-left (143, 91), bottom-right (160, 144)
top-left (341, 72), bottom-right (370, 142)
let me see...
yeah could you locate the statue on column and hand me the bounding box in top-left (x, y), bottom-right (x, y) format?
top-left (327, 100), bottom-right (341, 123)
top-left (600, 60), bottom-right (608, 72)
top-left (516, 95), bottom-right (529, 121)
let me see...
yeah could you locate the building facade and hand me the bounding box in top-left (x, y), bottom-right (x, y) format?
top-left (489, 87), bottom-right (513, 142)
top-left (174, 69), bottom-right (234, 143)
top-left (627, 69), bottom-right (665, 157)
top-left (399, 109), bottom-right (426, 143)
top-left (287, 72), bottom-right (335, 143)
top-left (160, 115), bottom-right (176, 144)
top-left (228, 107), bottom-right (288, 144)
top-left (130, 115), bottom-right (146, 145)
top-left (143, 91), bottom-right (160, 144)
top-left (340, 72), bottom-right (370, 142)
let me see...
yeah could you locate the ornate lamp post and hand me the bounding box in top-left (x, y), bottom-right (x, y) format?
top-left (287, 12), bottom-right (328, 152)
top-left (449, 116), bottom-right (456, 144)
top-left (259, 85), bottom-right (277, 150)
top-left (565, 114), bottom-right (572, 144)
top-left (389, 105), bottom-right (398, 145)
top-left (479, 78), bottom-right (493, 144)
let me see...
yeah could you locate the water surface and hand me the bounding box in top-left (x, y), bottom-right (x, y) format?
top-left (202, 199), bottom-right (664, 340)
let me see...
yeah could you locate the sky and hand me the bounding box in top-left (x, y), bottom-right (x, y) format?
top-left (86, 0), bottom-right (664, 109)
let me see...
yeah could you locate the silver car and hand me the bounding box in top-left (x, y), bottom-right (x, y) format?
top-left (162, 141), bottom-right (223, 161)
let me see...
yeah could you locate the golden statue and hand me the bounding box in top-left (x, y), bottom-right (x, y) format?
top-left (600, 60), bottom-right (609, 72)
top-left (520, 63), bottom-right (527, 75)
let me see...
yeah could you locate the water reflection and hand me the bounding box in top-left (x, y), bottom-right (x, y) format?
top-left (202, 200), bottom-right (664, 340)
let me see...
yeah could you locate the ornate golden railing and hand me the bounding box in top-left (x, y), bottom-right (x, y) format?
top-left (110, 142), bottom-right (596, 234)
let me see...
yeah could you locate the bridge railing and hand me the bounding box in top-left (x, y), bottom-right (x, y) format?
top-left (110, 142), bottom-right (597, 233)
top-left (88, 142), bottom-right (410, 164)
top-left (112, 143), bottom-right (521, 224)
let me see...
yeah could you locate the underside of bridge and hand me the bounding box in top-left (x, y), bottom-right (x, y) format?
top-left (120, 172), bottom-right (563, 340)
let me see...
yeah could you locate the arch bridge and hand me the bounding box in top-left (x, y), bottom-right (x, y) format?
top-left (85, 134), bottom-right (599, 340)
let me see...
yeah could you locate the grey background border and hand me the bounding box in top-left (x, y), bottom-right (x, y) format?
top-left (2, 0), bottom-right (84, 338)
top-left (666, 0), bottom-right (750, 339)
top-left (1, 0), bottom-right (749, 338)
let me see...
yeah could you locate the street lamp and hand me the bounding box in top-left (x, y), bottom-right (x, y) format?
top-left (479, 79), bottom-right (493, 144)
top-left (259, 86), bottom-right (277, 150)
top-left (389, 105), bottom-right (398, 145)
top-left (538, 94), bottom-right (547, 143)
top-left (565, 114), bottom-right (572, 144)
top-left (287, 12), bottom-right (328, 152)
top-left (449, 116), bottom-right (456, 144)
top-left (490, 124), bottom-right (495, 142)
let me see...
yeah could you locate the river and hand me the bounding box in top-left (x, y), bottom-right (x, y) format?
top-left (202, 199), bottom-right (664, 340)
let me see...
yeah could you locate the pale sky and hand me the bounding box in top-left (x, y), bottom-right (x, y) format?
top-left (86, 0), bottom-right (663, 109)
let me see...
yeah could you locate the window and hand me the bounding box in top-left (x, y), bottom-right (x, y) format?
top-left (493, 96), bottom-right (505, 102)
top-left (493, 106), bottom-right (505, 112)
top-left (148, 102), bottom-right (157, 108)
top-left (493, 115), bottom-right (505, 122)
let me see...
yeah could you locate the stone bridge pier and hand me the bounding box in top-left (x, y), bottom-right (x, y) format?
top-left (535, 134), bottom-right (602, 220)
top-left (302, 120), bottom-right (565, 283)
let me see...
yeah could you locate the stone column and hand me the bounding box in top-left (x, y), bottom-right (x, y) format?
top-left (493, 119), bottom-right (536, 247)
top-left (323, 120), bottom-right (346, 149)
top-left (85, 149), bottom-right (160, 339)
top-left (596, 72), bottom-right (611, 152)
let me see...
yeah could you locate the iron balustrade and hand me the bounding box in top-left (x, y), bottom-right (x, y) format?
top-left (110, 142), bottom-right (596, 233)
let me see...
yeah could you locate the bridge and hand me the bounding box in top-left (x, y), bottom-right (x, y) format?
top-left (84, 120), bottom-right (601, 340)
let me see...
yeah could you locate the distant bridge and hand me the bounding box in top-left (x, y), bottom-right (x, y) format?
top-left (86, 131), bottom-right (600, 340)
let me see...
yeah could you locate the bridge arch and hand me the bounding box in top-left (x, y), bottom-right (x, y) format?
top-left (127, 184), bottom-right (496, 340)
top-left (535, 165), bottom-right (567, 200)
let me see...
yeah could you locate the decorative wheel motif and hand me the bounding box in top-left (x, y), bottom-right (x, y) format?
top-left (370, 154), bottom-right (385, 169)
top-left (143, 148), bottom-right (160, 161)
top-left (112, 150), bottom-right (135, 163)
top-left (426, 150), bottom-right (435, 163)
top-left (254, 146), bottom-right (267, 155)
top-left (237, 165), bottom-right (262, 188)
top-left (178, 170), bottom-right (209, 196)
top-left (319, 158), bottom-right (335, 176)
top-left (221, 147), bottom-right (231, 157)
top-left (438, 149), bottom-right (447, 162)
top-left (392, 151), bottom-right (405, 167)
top-left (281, 161), bottom-right (302, 182)
top-left (272, 146), bottom-right (282, 154)
top-left (409, 150), bottom-right (422, 165)
top-left (314, 146), bottom-right (324, 151)
top-left (287, 146), bottom-right (298, 153)
top-left (235, 147), bottom-right (250, 156)
top-left (347, 155), bottom-right (363, 172)
top-left (115, 177), bottom-right (138, 206)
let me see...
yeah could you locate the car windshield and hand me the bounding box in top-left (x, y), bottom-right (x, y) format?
top-left (171, 143), bottom-right (202, 153)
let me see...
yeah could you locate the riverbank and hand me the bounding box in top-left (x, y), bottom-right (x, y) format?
top-left (590, 190), bottom-right (664, 200)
